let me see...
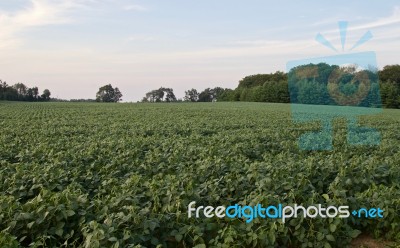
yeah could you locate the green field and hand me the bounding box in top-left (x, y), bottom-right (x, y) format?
top-left (0, 102), bottom-right (399, 247)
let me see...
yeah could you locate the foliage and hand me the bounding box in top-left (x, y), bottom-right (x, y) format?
top-left (237, 72), bottom-right (287, 88)
top-left (223, 64), bottom-right (400, 108)
top-left (184, 89), bottom-right (199, 102)
top-left (380, 82), bottom-right (400, 108)
top-left (379, 64), bottom-right (400, 85)
top-left (0, 102), bottom-right (399, 247)
top-left (183, 87), bottom-right (231, 102)
top-left (96, 84), bottom-right (123, 103)
top-left (143, 87), bottom-right (176, 102)
top-left (0, 80), bottom-right (51, 102)
top-left (287, 63), bottom-right (382, 107)
top-left (198, 88), bottom-right (217, 102)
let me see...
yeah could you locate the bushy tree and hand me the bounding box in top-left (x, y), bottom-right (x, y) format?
top-left (379, 65), bottom-right (400, 85)
top-left (32, 87), bottom-right (39, 100)
top-left (238, 72), bottom-right (287, 88)
top-left (197, 87), bottom-right (230, 102)
top-left (41, 89), bottom-right (51, 101)
top-left (162, 87), bottom-right (177, 102)
top-left (198, 88), bottom-right (214, 102)
top-left (217, 89), bottom-right (236, 101)
top-left (184, 88), bottom-right (199, 102)
top-left (13, 83), bottom-right (27, 100)
top-left (380, 82), bottom-right (399, 108)
top-left (144, 89), bottom-right (164, 102)
top-left (96, 84), bottom-right (123, 102)
top-left (143, 87), bottom-right (176, 102)
top-left (0, 80), bottom-right (52, 102)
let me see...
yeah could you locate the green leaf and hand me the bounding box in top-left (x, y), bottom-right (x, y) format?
top-left (27, 221), bottom-right (35, 229)
top-left (66, 210), bottom-right (75, 217)
top-left (268, 231), bottom-right (276, 243)
top-left (151, 237), bottom-right (159, 245)
top-left (149, 221), bottom-right (158, 231)
top-left (326, 234), bottom-right (335, 242)
top-left (55, 228), bottom-right (63, 237)
top-left (289, 219), bottom-right (297, 226)
top-left (329, 224), bottom-right (336, 233)
top-left (349, 229), bottom-right (362, 238)
top-left (9, 221), bottom-right (17, 229)
top-left (193, 245), bottom-right (206, 248)
top-left (175, 234), bottom-right (183, 242)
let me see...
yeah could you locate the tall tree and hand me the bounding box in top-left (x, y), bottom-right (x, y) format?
top-left (145, 89), bottom-right (164, 102)
top-left (184, 88), bottom-right (199, 102)
top-left (0, 80), bottom-right (7, 96)
top-left (198, 87), bottom-right (227, 102)
top-left (13, 83), bottom-right (27, 96)
top-left (162, 87), bottom-right (177, 102)
top-left (198, 88), bottom-right (213, 102)
top-left (0, 79), bottom-right (53, 102)
top-left (143, 87), bottom-right (176, 102)
top-left (32, 87), bottom-right (39, 100)
top-left (379, 65), bottom-right (400, 85)
top-left (113, 87), bottom-right (123, 102)
top-left (26, 88), bottom-right (34, 101)
top-left (41, 89), bottom-right (51, 101)
top-left (96, 84), bottom-right (123, 102)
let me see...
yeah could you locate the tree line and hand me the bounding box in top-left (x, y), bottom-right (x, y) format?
top-left (138, 64), bottom-right (400, 108)
top-left (2, 64), bottom-right (400, 108)
top-left (223, 64), bottom-right (400, 108)
top-left (63, 63), bottom-right (400, 108)
top-left (139, 87), bottom-right (232, 103)
top-left (0, 80), bottom-right (51, 101)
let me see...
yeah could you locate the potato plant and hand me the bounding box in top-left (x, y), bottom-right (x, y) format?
top-left (0, 101), bottom-right (399, 247)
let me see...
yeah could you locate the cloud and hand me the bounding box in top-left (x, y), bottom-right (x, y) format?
top-left (315, 6), bottom-right (400, 34)
top-left (124, 4), bottom-right (147, 11)
top-left (110, 38), bottom-right (322, 65)
top-left (127, 35), bottom-right (157, 42)
top-left (305, 6), bottom-right (400, 53)
top-left (350, 6), bottom-right (400, 30)
top-left (177, 39), bottom-right (318, 59)
top-left (0, 0), bottom-right (86, 49)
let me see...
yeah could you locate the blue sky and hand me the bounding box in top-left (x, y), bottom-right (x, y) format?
top-left (0, 0), bottom-right (399, 101)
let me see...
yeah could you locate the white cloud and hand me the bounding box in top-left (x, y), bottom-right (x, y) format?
top-left (124, 4), bottom-right (147, 11)
top-left (110, 38), bottom-right (322, 65)
top-left (0, 0), bottom-right (86, 49)
top-left (127, 35), bottom-right (157, 42)
top-left (303, 7), bottom-right (400, 53)
top-left (350, 6), bottom-right (400, 31)
top-left (316, 6), bottom-right (400, 35)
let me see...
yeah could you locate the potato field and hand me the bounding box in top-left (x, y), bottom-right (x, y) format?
top-left (0, 102), bottom-right (399, 247)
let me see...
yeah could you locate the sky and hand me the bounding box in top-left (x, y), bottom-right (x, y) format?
top-left (0, 0), bottom-right (399, 102)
